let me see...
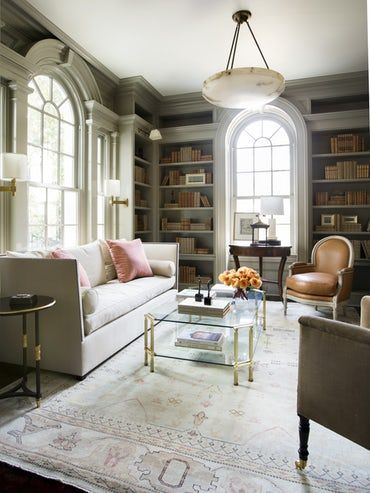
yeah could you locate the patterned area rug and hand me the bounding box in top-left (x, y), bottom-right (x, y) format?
top-left (0, 302), bottom-right (368, 493)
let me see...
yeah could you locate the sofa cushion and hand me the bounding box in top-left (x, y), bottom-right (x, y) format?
top-left (51, 249), bottom-right (91, 287)
top-left (84, 275), bottom-right (175, 335)
top-left (107, 238), bottom-right (153, 282)
top-left (148, 259), bottom-right (175, 277)
top-left (64, 241), bottom-right (106, 287)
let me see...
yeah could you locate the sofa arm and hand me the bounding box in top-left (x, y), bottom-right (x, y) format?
top-left (297, 315), bottom-right (370, 450)
top-left (360, 296), bottom-right (370, 328)
top-left (143, 242), bottom-right (179, 286)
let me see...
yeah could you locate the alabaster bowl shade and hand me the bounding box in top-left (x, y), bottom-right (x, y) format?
top-left (0, 153), bottom-right (28, 180)
top-left (202, 67), bottom-right (285, 109)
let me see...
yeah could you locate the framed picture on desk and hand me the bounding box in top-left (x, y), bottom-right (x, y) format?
top-left (234, 212), bottom-right (256, 240)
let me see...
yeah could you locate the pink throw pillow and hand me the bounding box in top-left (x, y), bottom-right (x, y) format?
top-left (107, 239), bottom-right (153, 282)
top-left (51, 248), bottom-right (91, 288)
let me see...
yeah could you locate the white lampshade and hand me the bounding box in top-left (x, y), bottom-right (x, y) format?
top-left (0, 153), bottom-right (28, 180)
top-left (260, 196), bottom-right (284, 216)
top-left (149, 129), bottom-right (162, 141)
top-left (202, 67), bottom-right (285, 109)
top-left (104, 179), bottom-right (121, 197)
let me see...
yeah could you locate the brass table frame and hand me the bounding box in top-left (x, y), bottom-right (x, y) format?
top-left (0, 296), bottom-right (56, 407)
top-left (144, 292), bottom-right (265, 386)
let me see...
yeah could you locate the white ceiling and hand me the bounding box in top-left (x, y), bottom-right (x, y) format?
top-left (25, 0), bottom-right (368, 96)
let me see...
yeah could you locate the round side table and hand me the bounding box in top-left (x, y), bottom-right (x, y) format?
top-left (0, 295), bottom-right (56, 407)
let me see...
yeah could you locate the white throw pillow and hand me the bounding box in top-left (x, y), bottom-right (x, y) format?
top-left (64, 241), bottom-right (106, 288)
top-left (148, 259), bottom-right (175, 277)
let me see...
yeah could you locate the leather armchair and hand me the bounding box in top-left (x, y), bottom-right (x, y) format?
top-left (295, 308), bottom-right (370, 469)
top-left (283, 236), bottom-right (354, 320)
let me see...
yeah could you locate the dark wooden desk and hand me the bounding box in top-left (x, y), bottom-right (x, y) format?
top-left (0, 295), bottom-right (56, 407)
top-left (229, 244), bottom-right (291, 298)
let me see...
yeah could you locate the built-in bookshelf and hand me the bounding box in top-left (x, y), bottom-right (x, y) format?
top-left (158, 135), bottom-right (216, 288)
top-left (310, 118), bottom-right (370, 299)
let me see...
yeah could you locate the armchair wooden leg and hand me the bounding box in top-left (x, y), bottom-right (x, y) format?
top-left (283, 288), bottom-right (287, 315)
top-left (295, 414), bottom-right (310, 470)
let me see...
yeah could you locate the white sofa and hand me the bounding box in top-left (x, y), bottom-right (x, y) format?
top-left (0, 241), bottom-right (179, 377)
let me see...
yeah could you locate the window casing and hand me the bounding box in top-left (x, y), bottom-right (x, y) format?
top-left (97, 134), bottom-right (107, 239)
top-left (232, 116), bottom-right (294, 247)
top-left (27, 75), bottom-right (79, 249)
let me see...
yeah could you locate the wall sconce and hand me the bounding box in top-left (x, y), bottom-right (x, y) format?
top-left (149, 129), bottom-right (162, 141)
top-left (0, 153), bottom-right (28, 196)
top-left (104, 179), bottom-right (128, 206)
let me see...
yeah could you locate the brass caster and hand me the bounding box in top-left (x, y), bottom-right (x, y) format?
top-left (36, 398), bottom-right (41, 408)
top-left (295, 459), bottom-right (307, 470)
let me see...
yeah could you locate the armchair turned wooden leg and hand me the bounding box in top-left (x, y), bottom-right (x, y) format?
top-left (295, 414), bottom-right (310, 470)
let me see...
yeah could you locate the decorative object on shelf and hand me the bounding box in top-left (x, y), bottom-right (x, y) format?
top-left (320, 214), bottom-right (336, 227)
top-left (195, 276), bottom-right (204, 302)
top-left (202, 10), bottom-right (285, 109)
top-left (204, 280), bottom-right (212, 306)
top-left (260, 196), bottom-right (284, 244)
top-left (218, 267), bottom-right (262, 301)
top-left (185, 173), bottom-right (206, 185)
top-left (0, 153), bottom-right (28, 196)
top-left (9, 293), bottom-right (38, 307)
top-left (104, 179), bottom-right (128, 206)
top-left (251, 216), bottom-right (269, 245)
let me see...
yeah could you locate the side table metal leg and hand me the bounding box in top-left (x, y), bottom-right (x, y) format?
top-left (22, 314), bottom-right (28, 383)
top-left (34, 312), bottom-right (41, 407)
top-left (233, 328), bottom-right (239, 386)
top-left (248, 326), bottom-right (254, 382)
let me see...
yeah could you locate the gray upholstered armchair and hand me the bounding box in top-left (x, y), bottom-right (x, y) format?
top-left (295, 296), bottom-right (370, 469)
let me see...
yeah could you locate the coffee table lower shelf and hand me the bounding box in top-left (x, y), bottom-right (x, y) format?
top-left (144, 293), bottom-right (265, 386)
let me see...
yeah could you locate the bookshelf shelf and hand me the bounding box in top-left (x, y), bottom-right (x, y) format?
top-left (310, 124), bottom-right (370, 300)
top-left (135, 206), bottom-right (151, 210)
top-left (135, 181), bottom-right (152, 188)
top-left (158, 134), bottom-right (216, 286)
top-left (135, 156), bottom-right (152, 166)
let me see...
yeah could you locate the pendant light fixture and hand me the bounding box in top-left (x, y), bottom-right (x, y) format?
top-left (202, 10), bottom-right (285, 109)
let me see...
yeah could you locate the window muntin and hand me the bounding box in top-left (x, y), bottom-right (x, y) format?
top-left (233, 118), bottom-right (293, 246)
top-left (27, 75), bottom-right (78, 249)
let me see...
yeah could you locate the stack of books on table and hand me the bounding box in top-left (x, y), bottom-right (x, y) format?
top-left (210, 283), bottom-right (235, 298)
top-left (175, 328), bottom-right (224, 351)
top-left (178, 298), bottom-right (231, 318)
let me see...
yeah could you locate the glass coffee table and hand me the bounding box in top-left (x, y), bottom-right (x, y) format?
top-left (144, 289), bottom-right (265, 385)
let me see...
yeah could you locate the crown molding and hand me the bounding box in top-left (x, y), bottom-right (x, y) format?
top-left (0, 43), bottom-right (35, 82)
top-left (84, 100), bottom-right (119, 132)
top-left (12, 0), bottom-right (119, 85)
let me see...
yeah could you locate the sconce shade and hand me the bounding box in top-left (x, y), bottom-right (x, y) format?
top-left (149, 129), bottom-right (162, 141)
top-left (104, 179), bottom-right (121, 197)
top-left (0, 153), bottom-right (28, 180)
top-left (202, 10), bottom-right (285, 109)
top-left (260, 196), bottom-right (284, 216)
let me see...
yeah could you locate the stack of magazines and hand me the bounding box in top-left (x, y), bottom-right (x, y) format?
top-left (175, 329), bottom-right (224, 351)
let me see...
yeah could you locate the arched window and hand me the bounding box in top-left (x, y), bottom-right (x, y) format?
top-left (27, 75), bottom-right (78, 249)
top-left (232, 116), bottom-right (294, 247)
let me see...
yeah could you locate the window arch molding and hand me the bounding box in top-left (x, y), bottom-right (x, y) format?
top-left (214, 98), bottom-right (308, 275)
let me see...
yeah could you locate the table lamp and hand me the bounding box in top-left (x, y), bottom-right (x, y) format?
top-left (260, 196), bottom-right (284, 244)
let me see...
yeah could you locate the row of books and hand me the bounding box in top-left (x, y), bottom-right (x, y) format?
top-left (178, 298), bottom-right (231, 319)
top-left (160, 147), bottom-right (213, 164)
top-left (323, 162), bottom-right (369, 180)
top-left (330, 134), bottom-right (365, 154)
top-left (134, 214), bottom-right (148, 231)
top-left (134, 165), bottom-right (149, 184)
top-left (161, 217), bottom-right (213, 231)
top-left (360, 240), bottom-right (370, 259)
top-left (315, 190), bottom-right (370, 206)
top-left (179, 265), bottom-right (197, 284)
top-left (161, 170), bottom-right (213, 186)
top-left (135, 190), bottom-right (148, 208)
top-left (163, 194), bottom-right (211, 208)
top-left (175, 236), bottom-right (210, 255)
top-left (350, 240), bottom-right (370, 259)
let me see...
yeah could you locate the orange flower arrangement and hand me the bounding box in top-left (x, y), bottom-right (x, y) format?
top-left (218, 267), bottom-right (262, 298)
